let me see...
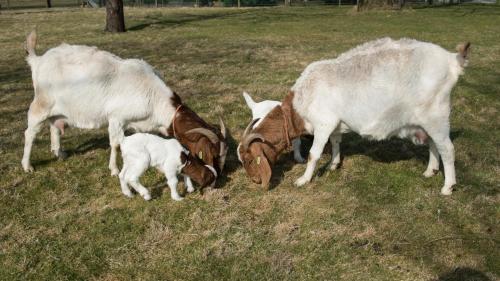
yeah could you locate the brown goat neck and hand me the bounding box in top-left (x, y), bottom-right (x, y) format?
top-left (252, 91), bottom-right (305, 160)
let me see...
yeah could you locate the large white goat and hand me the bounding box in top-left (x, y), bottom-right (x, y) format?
top-left (238, 38), bottom-right (470, 195)
top-left (22, 31), bottom-right (226, 175)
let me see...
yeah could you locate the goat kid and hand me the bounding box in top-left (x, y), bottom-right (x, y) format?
top-left (239, 92), bottom-right (305, 163)
top-left (119, 133), bottom-right (217, 201)
top-left (239, 38), bottom-right (470, 195)
top-left (22, 31), bottom-right (227, 176)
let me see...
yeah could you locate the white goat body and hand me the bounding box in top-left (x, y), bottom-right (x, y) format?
top-left (23, 32), bottom-right (177, 175)
top-left (119, 134), bottom-right (192, 201)
top-left (241, 92), bottom-right (304, 163)
top-left (290, 38), bottom-right (469, 195)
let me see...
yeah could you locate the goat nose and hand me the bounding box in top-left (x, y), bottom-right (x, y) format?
top-left (252, 177), bottom-right (262, 184)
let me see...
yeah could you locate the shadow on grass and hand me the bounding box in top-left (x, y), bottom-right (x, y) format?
top-left (0, 64), bottom-right (30, 85)
top-left (210, 127), bottom-right (242, 190)
top-left (269, 152), bottom-right (299, 190)
top-left (413, 3), bottom-right (500, 15)
top-left (460, 69), bottom-right (500, 98)
top-left (270, 130), bottom-right (462, 185)
top-left (128, 11), bottom-right (249, 31)
top-left (66, 136), bottom-right (110, 156)
top-left (437, 267), bottom-right (491, 281)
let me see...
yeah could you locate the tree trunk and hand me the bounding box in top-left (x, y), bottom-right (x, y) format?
top-left (105, 0), bottom-right (126, 32)
top-left (47, 0), bottom-right (52, 8)
top-left (398, 0), bottom-right (404, 9)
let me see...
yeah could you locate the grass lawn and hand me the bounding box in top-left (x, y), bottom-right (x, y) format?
top-left (0, 4), bottom-right (499, 280)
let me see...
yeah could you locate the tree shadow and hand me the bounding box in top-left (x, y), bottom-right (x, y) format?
top-left (0, 64), bottom-right (30, 85)
top-left (437, 267), bottom-right (491, 281)
top-left (128, 11), bottom-right (250, 31)
top-left (459, 68), bottom-right (500, 98)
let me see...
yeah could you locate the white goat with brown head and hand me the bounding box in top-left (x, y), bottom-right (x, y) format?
top-left (22, 31), bottom-right (227, 176)
top-left (238, 38), bottom-right (470, 195)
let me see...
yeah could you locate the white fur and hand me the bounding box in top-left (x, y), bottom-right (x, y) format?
top-left (23, 41), bottom-right (177, 175)
top-left (290, 38), bottom-right (467, 195)
top-left (239, 92), bottom-right (305, 163)
top-left (119, 133), bottom-right (192, 201)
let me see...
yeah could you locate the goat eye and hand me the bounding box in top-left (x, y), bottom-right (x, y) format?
top-left (198, 151), bottom-right (203, 160)
top-left (256, 156), bottom-right (261, 165)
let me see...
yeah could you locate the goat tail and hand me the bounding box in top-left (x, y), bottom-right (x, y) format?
top-left (456, 42), bottom-right (471, 67)
top-left (243, 92), bottom-right (255, 108)
top-left (25, 30), bottom-right (37, 57)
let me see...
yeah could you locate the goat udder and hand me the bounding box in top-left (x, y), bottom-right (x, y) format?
top-left (54, 119), bottom-right (66, 135)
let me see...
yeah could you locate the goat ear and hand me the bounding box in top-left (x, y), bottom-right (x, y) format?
top-left (257, 154), bottom-right (272, 189)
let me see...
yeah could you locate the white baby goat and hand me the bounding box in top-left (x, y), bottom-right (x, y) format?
top-left (241, 92), bottom-right (305, 163)
top-left (119, 133), bottom-right (217, 201)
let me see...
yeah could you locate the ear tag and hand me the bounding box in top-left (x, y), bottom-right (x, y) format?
top-left (256, 156), bottom-right (261, 165)
top-left (198, 151), bottom-right (203, 160)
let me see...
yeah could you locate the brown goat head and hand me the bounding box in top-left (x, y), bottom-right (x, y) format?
top-left (180, 152), bottom-right (217, 188)
top-left (239, 134), bottom-right (274, 188)
top-left (238, 91), bottom-right (305, 189)
top-left (169, 92), bottom-right (227, 174)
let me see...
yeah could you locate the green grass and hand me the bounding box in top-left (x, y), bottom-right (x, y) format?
top-left (0, 5), bottom-right (499, 281)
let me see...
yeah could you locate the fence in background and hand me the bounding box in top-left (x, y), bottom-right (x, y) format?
top-left (0, 0), bottom-right (495, 10)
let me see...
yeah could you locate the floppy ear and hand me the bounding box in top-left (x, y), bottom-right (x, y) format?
top-left (256, 152), bottom-right (272, 189)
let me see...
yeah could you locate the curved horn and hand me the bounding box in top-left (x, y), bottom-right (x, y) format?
top-left (243, 118), bottom-right (260, 138)
top-left (186, 128), bottom-right (219, 144)
top-left (242, 133), bottom-right (265, 151)
top-left (219, 116), bottom-right (227, 139)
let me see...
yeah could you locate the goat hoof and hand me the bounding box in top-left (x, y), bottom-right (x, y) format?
top-left (172, 196), bottom-right (184, 201)
top-left (423, 169), bottom-right (438, 178)
top-left (187, 187), bottom-right (195, 193)
top-left (330, 162), bottom-right (340, 171)
top-left (440, 186), bottom-right (453, 196)
top-left (110, 168), bottom-right (120, 176)
top-left (22, 162), bottom-right (34, 173)
top-left (294, 155), bottom-right (306, 164)
top-left (142, 193), bottom-right (152, 201)
top-left (122, 190), bottom-right (133, 198)
top-left (58, 151), bottom-right (68, 160)
top-left (294, 177), bottom-right (309, 187)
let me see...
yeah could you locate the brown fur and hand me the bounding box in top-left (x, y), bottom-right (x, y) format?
top-left (168, 92), bottom-right (226, 174)
top-left (180, 152), bottom-right (216, 188)
top-left (239, 91), bottom-right (306, 188)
